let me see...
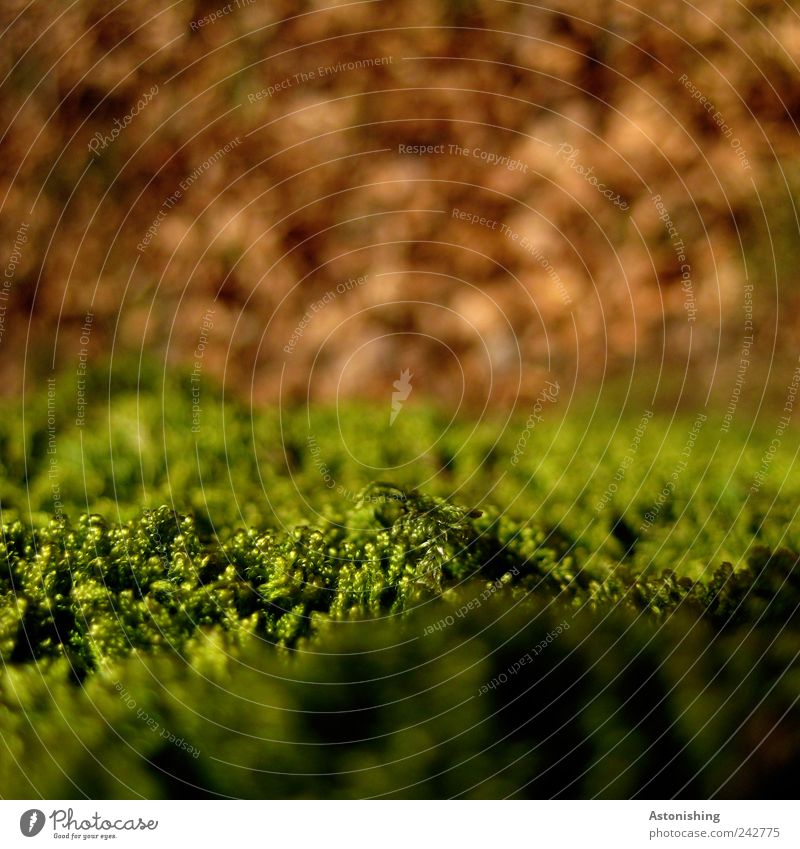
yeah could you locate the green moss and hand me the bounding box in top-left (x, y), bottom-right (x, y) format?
top-left (3, 485), bottom-right (799, 678)
top-left (1, 595), bottom-right (798, 799)
top-left (2, 376), bottom-right (800, 797)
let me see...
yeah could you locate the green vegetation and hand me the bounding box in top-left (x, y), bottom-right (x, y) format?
top-left (1, 371), bottom-right (800, 797)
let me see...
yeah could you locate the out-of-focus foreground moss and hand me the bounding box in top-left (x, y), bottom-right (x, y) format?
top-left (3, 596), bottom-right (799, 799)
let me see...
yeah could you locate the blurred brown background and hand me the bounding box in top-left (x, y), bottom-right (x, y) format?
top-left (1, 0), bottom-right (798, 406)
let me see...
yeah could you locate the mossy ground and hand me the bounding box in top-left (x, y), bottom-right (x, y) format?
top-left (2, 372), bottom-right (799, 797)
